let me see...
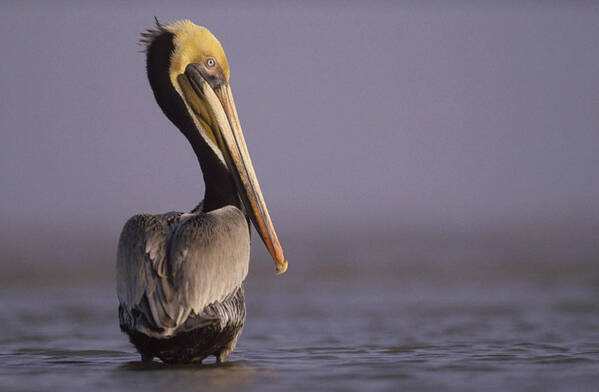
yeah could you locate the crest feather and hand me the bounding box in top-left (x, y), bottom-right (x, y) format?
top-left (139, 17), bottom-right (168, 52)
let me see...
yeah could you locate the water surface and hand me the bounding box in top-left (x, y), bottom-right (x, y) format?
top-left (1, 280), bottom-right (598, 391)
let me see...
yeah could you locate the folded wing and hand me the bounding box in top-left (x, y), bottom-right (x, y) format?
top-left (116, 206), bottom-right (250, 337)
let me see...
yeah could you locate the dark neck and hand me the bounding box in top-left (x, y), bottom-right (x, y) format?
top-left (145, 29), bottom-right (241, 212)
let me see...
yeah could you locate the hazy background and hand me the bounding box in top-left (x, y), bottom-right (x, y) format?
top-left (1, 1), bottom-right (598, 287)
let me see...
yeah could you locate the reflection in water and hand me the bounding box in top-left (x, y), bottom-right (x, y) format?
top-left (116, 360), bottom-right (261, 391)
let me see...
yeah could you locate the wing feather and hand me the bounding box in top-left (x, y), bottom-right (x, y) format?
top-left (116, 214), bottom-right (167, 309)
top-left (169, 206), bottom-right (250, 316)
top-left (116, 206), bottom-right (249, 337)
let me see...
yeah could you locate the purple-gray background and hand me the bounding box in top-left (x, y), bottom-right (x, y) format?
top-left (1, 2), bottom-right (598, 284)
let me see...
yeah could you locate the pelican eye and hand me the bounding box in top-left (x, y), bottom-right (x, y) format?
top-left (205, 57), bottom-right (216, 68)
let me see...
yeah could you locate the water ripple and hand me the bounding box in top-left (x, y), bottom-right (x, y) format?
top-left (1, 285), bottom-right (598, 391)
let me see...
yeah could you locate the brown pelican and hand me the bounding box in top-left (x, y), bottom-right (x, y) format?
top-left (116, 19), bottom-right (288, 364)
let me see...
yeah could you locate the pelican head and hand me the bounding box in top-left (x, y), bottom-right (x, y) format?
top-left (141, 19), bottom-right (287, 274)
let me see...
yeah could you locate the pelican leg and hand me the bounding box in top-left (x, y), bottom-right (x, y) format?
top-left (216, 351), bottom-right (229, 363)
top-left (215, 322), bottom-right (243, 363)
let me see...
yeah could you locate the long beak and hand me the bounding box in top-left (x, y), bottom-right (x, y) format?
top-left (179, 64), bottom-right (288, 274)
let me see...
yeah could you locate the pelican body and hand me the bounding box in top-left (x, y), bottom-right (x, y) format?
top-left (116, 20), bottom-right (287, 364)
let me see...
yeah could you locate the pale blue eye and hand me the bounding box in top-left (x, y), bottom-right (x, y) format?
top-left (206, 58), bottom-right (216, 67)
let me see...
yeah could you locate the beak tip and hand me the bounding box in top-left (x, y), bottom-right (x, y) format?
top-left (276, 259), bottom-right (289, 275)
